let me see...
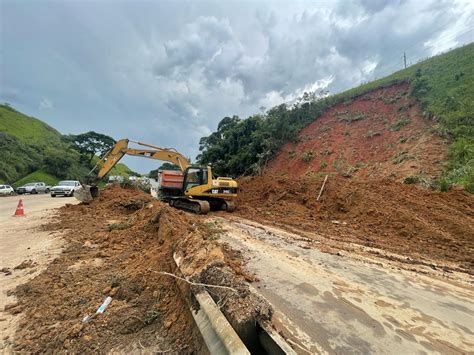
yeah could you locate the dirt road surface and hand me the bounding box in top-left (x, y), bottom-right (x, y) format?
top-left (216, 217), bottom-right (474, 354)
top-left (0, 195), bottom-right (78, 350)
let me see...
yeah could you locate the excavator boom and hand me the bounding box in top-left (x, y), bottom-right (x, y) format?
top-left (95, 139), bottom-right (190, 179)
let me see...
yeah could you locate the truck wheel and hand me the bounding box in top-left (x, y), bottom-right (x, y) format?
top-left (45, 188), bottom-right (50, 193)
top-left (51, 194), bottom-right (56, 198)
top-left (31, 189), bottom-right (37, 194)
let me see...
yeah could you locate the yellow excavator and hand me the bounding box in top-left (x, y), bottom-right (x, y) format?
top-left (74, 139), bottom-right (238, 214)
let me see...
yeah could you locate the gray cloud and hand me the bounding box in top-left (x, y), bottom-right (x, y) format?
top-left (1, 0), bottom-right (472, 173)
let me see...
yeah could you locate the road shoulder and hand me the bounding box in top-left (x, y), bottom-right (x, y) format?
top-left (0, 196), bottom-right (75, 351)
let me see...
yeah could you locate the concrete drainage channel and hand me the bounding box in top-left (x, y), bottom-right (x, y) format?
top-left (173, 254), bottom-right (294, 354)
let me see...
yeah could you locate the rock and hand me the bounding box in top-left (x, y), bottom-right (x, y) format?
top-left (3, 303), bottom-right (18, 311)
top-left (109, 287), bottom-right (118, 297)
top-left (0, 267), bottom-right (12, 276)
top-left (84, 241), bottom-right (92, 248)
top-left (14, 260), bottom-right (36, 270)
top-left (69, 323), bottom-right (83, 337)
top-left (83, 335), bottom-right (92, 342)
top-left (102, 286), bottom-right (112, 295)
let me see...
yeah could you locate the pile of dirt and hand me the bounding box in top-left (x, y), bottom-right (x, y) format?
top-left (235, 175), bottom-right (474, 273)
top-left (266, 83), bottom-right (447, 181)
top-left (7, 186), bottom-right (265, 353)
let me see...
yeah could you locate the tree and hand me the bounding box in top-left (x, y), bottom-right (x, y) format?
top-left (43, 147), bottom-right (84, 179)
top-left (66, 131), bottom-right (116, 165)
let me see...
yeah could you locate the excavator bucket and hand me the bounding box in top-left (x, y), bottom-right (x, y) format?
top-left (74, 185), bottom-right (99, 203)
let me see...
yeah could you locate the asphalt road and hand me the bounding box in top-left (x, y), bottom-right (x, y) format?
top-left (0, 194), bottom-right (78, 351)
top-left (217, 217), bottom-right (474, 355)
top-left (0, 193), bottom-right (75, 219)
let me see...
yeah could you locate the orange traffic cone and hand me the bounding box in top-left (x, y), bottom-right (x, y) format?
top-left (13, 199), bottom-right (25, 217)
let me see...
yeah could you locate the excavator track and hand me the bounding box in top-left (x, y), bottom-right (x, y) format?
top-left (170, 198), bottom-right (211, 215)
top-left (221, 200), bottom-right (236, 212)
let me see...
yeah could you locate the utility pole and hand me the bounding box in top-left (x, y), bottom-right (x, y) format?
top-left (403, 52), bottom-right (407, 69)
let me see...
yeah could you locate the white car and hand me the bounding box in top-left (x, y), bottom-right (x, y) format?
top-left (16, 182), bottom-right (51, 194)
top-left (0, 184), bottom-right (14, 195)
top-left (50, 180), bottom-right (82, 197)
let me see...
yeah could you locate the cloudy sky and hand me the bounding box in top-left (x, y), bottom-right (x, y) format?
top-left (1, 0), bottom-right (473, 173)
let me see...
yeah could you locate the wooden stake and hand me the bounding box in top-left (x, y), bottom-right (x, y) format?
top-left (317, 175), bottom-right (328, 201)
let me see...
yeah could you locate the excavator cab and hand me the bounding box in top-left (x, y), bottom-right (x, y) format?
top-left (178, 165), bottom-right (238, 212)
top-left (183, 167), bottom-right (207, 190)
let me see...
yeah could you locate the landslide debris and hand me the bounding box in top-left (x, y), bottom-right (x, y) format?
top-left (236, 175), bottom-right (474, 273)
top-left (8, 186), bottom-right (267, 353)
top-left (267, 83), bottom-right (447, 181)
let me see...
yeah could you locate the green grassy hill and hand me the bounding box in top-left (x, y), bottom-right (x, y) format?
top-left (0, 104), bottom-right (137, 185)
top-left (0, 104), bottom-right (62, 146)
top-left (198, 43), bottom-right (474, 191)
top-left (12, 170), bottom-right (59, 188)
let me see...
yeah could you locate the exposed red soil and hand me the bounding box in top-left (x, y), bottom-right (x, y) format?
top-left (267, 83), bottom-right (447, 180)
top-left (235, 175), bottom-right (474, 273)
top-left (8, 187), bottom-right (205, 353)
top-left (7, 186), bottom-right (264, 353)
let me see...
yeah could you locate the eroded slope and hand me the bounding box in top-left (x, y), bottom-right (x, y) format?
top-left (267, 83), bottom-right (447, 181)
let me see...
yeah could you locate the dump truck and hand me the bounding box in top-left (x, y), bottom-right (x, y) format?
top-left (156, 170), bottom-right (184, 199)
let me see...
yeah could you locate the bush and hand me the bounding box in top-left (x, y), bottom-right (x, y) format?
top-left (393, 151), bottom-right (411, 164)
top-left (435, 178), bottom-right (451, 192)
top-left (464, 177), bottom-right (474, 193)
top-left (390, 118), bottom-right (411, 131)
top-left (301, 150), bottom-right (314, 162)
top-left (403, 176), bottom-right (420, 184)
top-left (337, 111), bottom-right (366, 123)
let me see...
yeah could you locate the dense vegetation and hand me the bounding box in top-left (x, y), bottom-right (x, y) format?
top-left (198, 43), bottom-right (474, 192)
top-left (0, 105), bottom-right (135, 185)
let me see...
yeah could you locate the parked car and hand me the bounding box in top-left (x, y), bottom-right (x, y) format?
top-left (50, 180), bottom-right (82, 197)
top-left (16, 182), bottom-right (51, 194)
top-left (0, 184), bottom-right (15, 195)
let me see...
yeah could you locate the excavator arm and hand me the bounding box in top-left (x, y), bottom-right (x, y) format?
top-left (76, 138), bottom-right (191, 202)
top-left (94, 139), bottom-right (190, 180)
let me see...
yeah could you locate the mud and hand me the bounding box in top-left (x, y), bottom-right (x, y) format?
top-left (235, 175), bottom-right (474, 273)
top-left (215, 217), bottom-right (474, 354)
top-left (7, 186), bottom-right (266, 353)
